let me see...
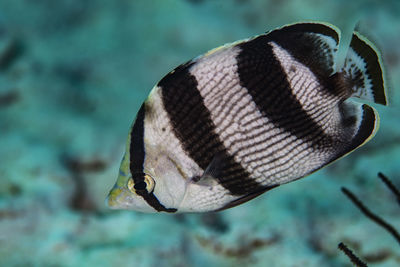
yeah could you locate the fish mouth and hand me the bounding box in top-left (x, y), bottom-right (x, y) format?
top-left (106, 168), bottom-right (131, 209)
top-left (106, 184), bottom-right (126, 209)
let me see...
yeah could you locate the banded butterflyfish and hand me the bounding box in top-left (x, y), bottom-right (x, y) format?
top-left (107, 22), bottom-right (387, 213)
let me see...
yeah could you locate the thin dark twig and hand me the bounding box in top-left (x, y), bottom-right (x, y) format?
top-left (341, 187), bottom-right (400, 246)
top-left (378, 172), bottom-right (400, 206)
top-left (338, 242), bottom-right (368, 267)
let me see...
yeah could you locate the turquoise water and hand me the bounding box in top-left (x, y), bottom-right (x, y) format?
top-left (1, 1), bottom-right (400, 266)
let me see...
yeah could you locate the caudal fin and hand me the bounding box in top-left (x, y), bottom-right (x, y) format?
top-left (341, 32), bottom-right (387, 105)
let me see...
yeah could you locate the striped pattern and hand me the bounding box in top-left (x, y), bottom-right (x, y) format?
top-left (186, 36), bottom-right (342, 187)
top-left (129, 104), bottom-right (177, 212)
top-left (159, 60), bottom-right (267, 195)
top-left (266, 23), bottom-right (339, 83)
top-left (109, 22), bottom-right (387, 213)
top-left (268, 42), bottom-right (343, 134)
top-left (151, 22), bottom-right (382, 205)
top-left (157, 23), bottom-right (375, 191)
top-left (237, 38), bottom-right (333, 145)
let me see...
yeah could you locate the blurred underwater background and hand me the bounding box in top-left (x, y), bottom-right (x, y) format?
top-left (1, 0), bottom-right (400, 266)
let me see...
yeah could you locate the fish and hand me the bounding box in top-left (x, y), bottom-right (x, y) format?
top-left (106, 21), bottom-right (387, 213)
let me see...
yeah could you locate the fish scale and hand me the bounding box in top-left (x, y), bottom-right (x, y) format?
top-left (160, 61), bottom-right (264, 196)
top-left (191, 39), bottom-right (334, 187)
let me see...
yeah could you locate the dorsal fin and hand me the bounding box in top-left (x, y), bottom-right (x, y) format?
top-left (270, 21), bottom-right (340, 43)
top-left (265, 22), bottom-right (341, 76)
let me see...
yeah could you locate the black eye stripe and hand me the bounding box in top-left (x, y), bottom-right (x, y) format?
top-left (128, 104), bottom-right (177, 213)
top-left (131, 172), bottom-right (146, 185)
top-left (129, 104), bottom-right (146, 181)
top-left (141, 192), bottom-right (177, 213)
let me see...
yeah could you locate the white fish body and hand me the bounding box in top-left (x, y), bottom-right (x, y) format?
top-left (107, 22), bottom-right (387, 213)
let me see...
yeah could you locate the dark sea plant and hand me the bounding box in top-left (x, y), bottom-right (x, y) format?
top-left (339, 173), bottom-right (400, 266)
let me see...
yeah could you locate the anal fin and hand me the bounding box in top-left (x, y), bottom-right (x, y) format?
top-left (215, 184), bottom-right (279, 211)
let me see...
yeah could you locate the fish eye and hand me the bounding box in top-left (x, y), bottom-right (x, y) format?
top-left (127, 173), bottom-right (155, 193)
top-left (134, 181), bottom-right (147, 190)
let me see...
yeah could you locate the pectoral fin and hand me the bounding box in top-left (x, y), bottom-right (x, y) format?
top-left (191, 152), bottom-right (225, 187)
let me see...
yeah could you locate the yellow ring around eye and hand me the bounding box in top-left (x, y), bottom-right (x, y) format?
top-left (127, 174), bottom-right (155, 193)
top-left (144, 174), bottom-right (155, 193)
top-left (127, 178), bottom-right (135, 192)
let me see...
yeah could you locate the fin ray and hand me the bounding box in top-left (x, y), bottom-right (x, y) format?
top-left (342, 32), bottom-right (387, 105)
top-left (265, 21), bottom-right (341, 76)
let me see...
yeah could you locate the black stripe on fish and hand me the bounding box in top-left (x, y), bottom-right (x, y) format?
top-left (159, 61), bottom-right (265, 195)
top-left (129, 104), bottom-right (177, 213)
top-left (266, 23), bottom-right (340, 95)
top-left (129, 104), bottom-right (146, 171)
top-left (271, 22), bottom-right (339, 44)
top-left (237, 36), bottom-right (334, 149)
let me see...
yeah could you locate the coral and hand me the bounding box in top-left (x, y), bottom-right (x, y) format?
top-left (340, 173), bottom-right (400, 266)
top-left (338, 242), bottom-right (368, 267)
